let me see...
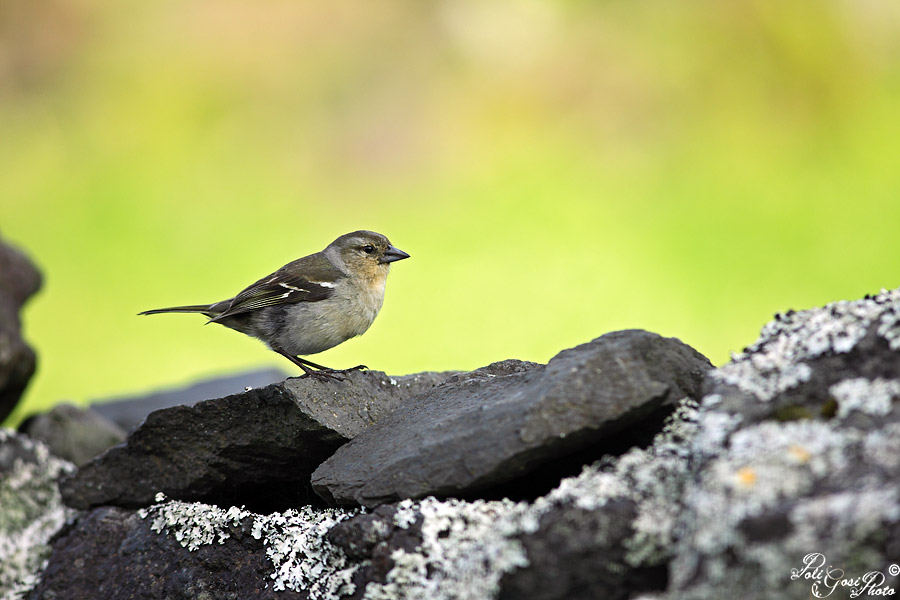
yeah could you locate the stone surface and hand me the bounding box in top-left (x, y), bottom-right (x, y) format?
top-left (29, 505), bottom-right (311, 600)
top-left (312, 330), bottom-right (712, 507)
top-left (497, 501), bottom-right (666, 600)
top-left (662, 287), bottom-right (900, 600)
top-left (58, 371), bottom-right (451, 513)
top-left (0, 429), bottom-right (75, 600)
top-left (18, 404), bottom-right (126, 467)
top-left (30, 498), bottom-right (360, 600)
top-left (0, 238), bottom-right (42, 424)
top-left (91, 367), bottom-right (290, 432)
top-left (321, 400), bottom-right (701, 600)
top-left (30, 397), bottom-right (702, 600)
top-left (13, 288), bottom-right (900, 600)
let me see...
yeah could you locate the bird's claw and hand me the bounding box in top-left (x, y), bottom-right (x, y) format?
top-left (300, 364), bottom-right (368, 382)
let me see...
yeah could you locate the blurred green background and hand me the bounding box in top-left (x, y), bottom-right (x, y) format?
top-left (2, 0), bottom-right (899, 426)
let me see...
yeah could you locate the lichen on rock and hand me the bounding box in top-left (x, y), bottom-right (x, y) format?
top-left (140, 497), bottom-right (359, 599)
top-left (0, 430), bottom-right (75, 600)
top-left (667, 287), bottom-right (900, 599)
top-left (364, 497), bottom-right (530, 600)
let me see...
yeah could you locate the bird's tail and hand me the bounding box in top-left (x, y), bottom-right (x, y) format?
top-left (138, 304), bottom-right (214, 317)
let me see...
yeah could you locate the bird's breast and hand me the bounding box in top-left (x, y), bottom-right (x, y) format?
top-left (276, 276), bottom-right (386, 356)
top-left (338, 278), bottom-right (385, 337)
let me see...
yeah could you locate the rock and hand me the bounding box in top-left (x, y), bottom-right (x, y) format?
top-left (325, 504), bottom-right (424, 594)
top-left (311, 330), bottom-right (712, 507)
top-left (15, 288), bottom-right (900, 600)
top-left (0, 237), bottom-right (42, 424)
top-left (498, 501), bottom-right (667, 600)
top-left (59, 371), bottom-right (452, 513)
top-left (19, 403), bottom-right (126, 466)
top-left (91, 367), bottom-right (290, 432)
top-left (325, 504), bottom-right (402, 561)
top-left (493, 401), bottom-right (701, 600)
top-left (664, 287), bottom-right (900, 599)
top-left (27, 503), bottom-right (349, 600)
top-left (34, 398), bottom-right (701, 600)
top-left (0, 429), bottom-right (75, 599)
top-left (324, 399), bottom-right (700, 600)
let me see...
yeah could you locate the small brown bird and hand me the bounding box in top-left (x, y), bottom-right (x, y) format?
top-left (140, 230), bottom-right (409, 379)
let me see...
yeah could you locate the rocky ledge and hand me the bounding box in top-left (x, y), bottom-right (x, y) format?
top-left (3, 287), bottom-right (900, 600)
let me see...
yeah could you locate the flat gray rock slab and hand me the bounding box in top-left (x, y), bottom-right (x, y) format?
top-left (311, 329), bottom-right (712, 507)
top-left (59, 371), bottom-right (451, 512)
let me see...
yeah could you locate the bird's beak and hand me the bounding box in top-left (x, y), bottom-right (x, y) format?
top-left (380, 246), bottom-right (411, 264)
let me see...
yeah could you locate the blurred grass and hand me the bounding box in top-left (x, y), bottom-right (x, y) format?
top-left (1, 0), bottom-right (899, 426)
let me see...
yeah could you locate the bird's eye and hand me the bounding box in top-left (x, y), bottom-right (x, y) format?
top-left (362, 245), bottom-right (375, 254)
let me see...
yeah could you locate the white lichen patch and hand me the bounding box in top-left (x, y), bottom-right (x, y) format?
top-left (0, 429), bottom-right (76, 600)
top-left (878, 302), bottom-right (900, 351)
top-left (719, 485), bottom-right (900, 593)
top-left (612, 401), bottom-right (701, 566)
top-left (670, 413), bottom-right (900, 594)
top-left (364, 497), bottom-right (530, 600)
top-left (714, 358), bottom-right (812, 402)
top-left (711, 287), bottom-right (900, 401)
top-left (140, 499), bottom-right (358, 599)
top-left (789, 487), bottom-right (900, 555)
top-left (830, 377), bottom-right (900, 419)
top-left (698, 421), bottom-right (850, 522)
top-left (141, 500), bottom-right (253, 551)
top-left (689, 402), bottom-right (744, 459)
top-left (254, 507), bottom-right (358, 597)
top-left (862, 422), bottom-right (900, 471)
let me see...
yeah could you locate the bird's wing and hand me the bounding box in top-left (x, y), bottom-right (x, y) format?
top-left (209, 254), bottom-right (343, 321)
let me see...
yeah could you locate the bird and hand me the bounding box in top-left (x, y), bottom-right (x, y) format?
top-left (139, 230), bottom-right (409, 380)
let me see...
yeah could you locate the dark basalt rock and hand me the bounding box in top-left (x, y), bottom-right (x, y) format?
top-left (311, 330), bottom-right (713, 507)
top-left (0, 237), bottom-right (42, 424)
top-left (27, 506), bottom-right (306, 600)
top-left (59, 371), bottom-right (452, 513)
top-left (308, 396), bottom-right (700, 600)
top-left (326, 504), bottom-right (426, 598)
top-left (498, 501), bottom-right (668, 600)
top-left (90, 367), bottom-right (290, 432)
top-left (325, 504), bottom-right (403, 560)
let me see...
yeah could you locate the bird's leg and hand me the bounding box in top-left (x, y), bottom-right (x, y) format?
top-left (274, 349), bottom-right (343, 380)
top-left (295, 356), bottom-right (369, 375)
top-left (274, 349), bottom-right (367, 381)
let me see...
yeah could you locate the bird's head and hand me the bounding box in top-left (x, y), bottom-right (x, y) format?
top-left (328, 230), bottom-right (410, 280)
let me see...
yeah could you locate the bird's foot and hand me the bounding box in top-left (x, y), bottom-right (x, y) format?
top-left (275, 349), bottom-right (369, 382)
top-left (300, 368), bottom-right (345, 382)
top-left (299, 364), bottom-right (368, 381)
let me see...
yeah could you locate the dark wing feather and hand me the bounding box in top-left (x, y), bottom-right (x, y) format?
top-left (209, 254), bottom-right (342, 322)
